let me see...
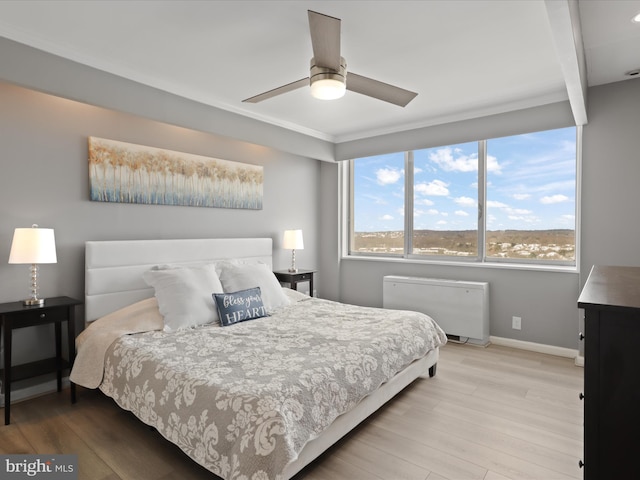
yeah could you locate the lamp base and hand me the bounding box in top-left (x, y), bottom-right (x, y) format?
top-left (288, 249), bottom-right (298, 274)
top-left (24, 298), bottom-right (45, 306)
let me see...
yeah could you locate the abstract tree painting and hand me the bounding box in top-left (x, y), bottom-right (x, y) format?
top-left (88, 137), bottom-right (263, 209)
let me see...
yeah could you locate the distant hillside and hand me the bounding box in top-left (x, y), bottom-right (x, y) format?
top-left (353, 229), bottom-right (575, 260)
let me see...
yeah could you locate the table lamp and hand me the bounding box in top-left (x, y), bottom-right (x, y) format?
top-left (283, 229), bottom-right (304, 273)
top-left (8, 224), bottom-right (57, 306)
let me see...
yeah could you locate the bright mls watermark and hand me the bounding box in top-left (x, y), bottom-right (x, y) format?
top-left (1, 455), bottom-right (77, 479)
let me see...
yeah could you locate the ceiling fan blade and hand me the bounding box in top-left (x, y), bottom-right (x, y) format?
top-left (308, 10), bottom-right (341, 71)
top-left (242, 78), bottom-right (309, 103)
top-left (347, 73), bottom-right (418, 107)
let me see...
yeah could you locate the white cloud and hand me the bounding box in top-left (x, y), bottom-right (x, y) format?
top-left (429, 147), bottom-right (477, 172)
top-left (427, 148), bottom-right (502, 174)
top-left (455, 210), bottom-right (469, 216)
top-left (375, 167), bottom-right (402, 185)
top-left (540, 194), bottom-right (569, 204)
top-left (415, 179), bottom-right (449, 196)
top-left (454, 196), bottom-right (476, 207)
top-left (489, 199), bottom-right (533, 216)
top-left (506, 207), bottom-right (532, 215)
top-left (379, 214), bottom-right (394, 221)
top-left (487, 154), bottom-right (502, 173)
top-left (513, 193), bottom-right (531, 200)
top-left (416, 209), bottom-right (447, 218)
top-left (487, 200), bottom-right (508, 209)
top-left (415, 198), bottom-right (435, 206)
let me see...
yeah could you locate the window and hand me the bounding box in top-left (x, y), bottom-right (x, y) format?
top-left (351, 152), bottom-right (405, 255)
top-left (348, 126), bottom-right (577, 266)
top-left (485, 129), bottom-right (577, 262)
top-left (413, 142), bottom-right (479, 258)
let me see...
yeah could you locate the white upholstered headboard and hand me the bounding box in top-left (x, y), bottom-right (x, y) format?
top-left (85, 237), bottom-right (273, 323)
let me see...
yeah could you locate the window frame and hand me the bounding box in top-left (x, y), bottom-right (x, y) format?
top-left (345, 127), bottom-right (579, 269)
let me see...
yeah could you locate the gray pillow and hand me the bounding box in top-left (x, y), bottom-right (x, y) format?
top-left (213, 287), bottom-right (267, 326)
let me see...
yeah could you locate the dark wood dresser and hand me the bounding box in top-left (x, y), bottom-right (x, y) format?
top-left (578, 265), bottom-right (640, 479)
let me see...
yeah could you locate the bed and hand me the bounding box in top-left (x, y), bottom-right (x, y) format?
top-left (70, 238), bottom-right (446, 480)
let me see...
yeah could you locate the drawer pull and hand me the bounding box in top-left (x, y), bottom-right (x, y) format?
top-left (579, 460), bottom-right (584, 468)
top-left (40, 313), bottom-right (46, 318)
top-left (579, 332), bottom-right (584, 340)
top-left (579, 392), bottom-right (584, 400)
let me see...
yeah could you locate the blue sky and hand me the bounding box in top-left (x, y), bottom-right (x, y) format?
top-left (353, 127), bottom-right (576, 232)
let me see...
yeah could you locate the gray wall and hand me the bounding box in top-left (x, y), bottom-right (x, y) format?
top-left (335, 101), bottom-right (575, 160)
top-left (0, 82), bottom-right (320, 367)
top-left (318, 161), bottom-right (341, 301)
top-left (0, 37), bottom-right (335, 162)
top-left (575, 78), bottom-right (640, 353)
top-left (581, 79), bottom-right (640, 275)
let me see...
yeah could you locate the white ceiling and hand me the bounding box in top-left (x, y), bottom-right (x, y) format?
top-left (0, 0), bottom-right (638, 143)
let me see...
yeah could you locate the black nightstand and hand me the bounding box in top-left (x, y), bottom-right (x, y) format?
top-left (0, 296), bottom-right (81, 425)
top-left (273, 269), bottom-right (317, 297)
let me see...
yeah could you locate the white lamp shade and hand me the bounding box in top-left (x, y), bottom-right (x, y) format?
top-left (283, 229), bottom-right (304, 250)
top-left (8, 227), bottom-right (57, 264)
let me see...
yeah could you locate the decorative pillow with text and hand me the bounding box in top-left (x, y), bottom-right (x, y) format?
top-left (213, 287), bottom-right (268, 326)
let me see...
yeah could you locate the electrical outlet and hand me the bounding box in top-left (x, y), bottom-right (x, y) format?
top-left (512, 316), bottom-right (522, 330)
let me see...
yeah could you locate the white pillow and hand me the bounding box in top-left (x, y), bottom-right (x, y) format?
top-left (218, 262), bottom-right (290, 312)
top-left (282, 287), bottom-right (311, 303)
top-left (143, 264), bottom-right (224, 332)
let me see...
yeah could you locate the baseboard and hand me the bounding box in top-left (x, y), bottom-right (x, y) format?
top-left (489, 336), bottom-right (583, 367)
top-left (0, 377), bottom-right (70, 408)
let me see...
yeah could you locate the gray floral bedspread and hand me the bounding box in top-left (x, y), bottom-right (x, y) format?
top-left (99, 297), bottom-right (447, 480)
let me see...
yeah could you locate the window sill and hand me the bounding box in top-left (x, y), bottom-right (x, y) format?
top-left (341, 254), bottom-right (579, 274)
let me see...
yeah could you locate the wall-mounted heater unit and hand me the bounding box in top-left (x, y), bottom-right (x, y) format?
top-left (383, 275), bottom-right (489, 346)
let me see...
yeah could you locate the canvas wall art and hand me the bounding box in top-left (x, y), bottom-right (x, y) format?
top-left (88, 137), bottom-right (263, 209)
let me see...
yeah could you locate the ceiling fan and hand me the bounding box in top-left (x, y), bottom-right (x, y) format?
top-left (242, 10), bottom-right (418, 107)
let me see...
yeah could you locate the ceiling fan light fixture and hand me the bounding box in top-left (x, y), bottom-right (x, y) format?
top-left (310, 77), bottom-right (346, 100)
top-left (310, 57), bottom-right (347, 100)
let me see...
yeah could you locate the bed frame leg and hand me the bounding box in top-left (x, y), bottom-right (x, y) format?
top-left (429, 363), bottom-right (437, 377)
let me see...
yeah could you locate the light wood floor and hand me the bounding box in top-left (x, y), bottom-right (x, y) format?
top-left (1, 343), bottom-right (584, 480)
